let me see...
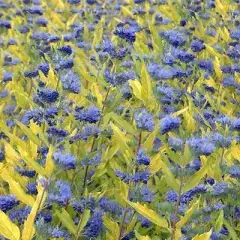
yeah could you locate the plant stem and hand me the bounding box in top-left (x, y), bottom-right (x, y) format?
top-left (171, 169), bottom-right (184, 240)
top-left (118, 208), bottom-right (128, 240)
top-left (118, 132), bottom-right (142, 239)
top-left (81, 87), bottom-right (111, 195)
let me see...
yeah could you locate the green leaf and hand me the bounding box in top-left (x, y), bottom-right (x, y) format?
top-left (182, 158), bottom-right (209, 192)
top-left (110, 123), bottom-right (132, 155)
top-left (129, 80), bottom-right (143, 101)
top-left (0, 210), bottom-right (20, 240)
top-left (15, 120), bottom-right (41, 146)
top-left (160, 154), bottom-right (180, 192)
top-left (172, 107), bottom-right (189, 117)
top-left (126, 201), bottom-right (168, 229)
top-left (215, 210), bottom-right (224, 232)
top-left (192, 228), bottom-right (212, 240)
top-left (109, 112), bottom-right (135, 134)
top-left (76, 209), bottom-right (91, 237)
top-left (176, 200), bottom-right (199, 229)
top-left (181, 144), bottom-right (192, 166)
top-left (56, 209), bottom-right (77, 235)
top-left (224, 220), bottom-right (238, 240)
top-left (103, 215), bottom-right (120, 240)
top-left (141, 63), bottom-right (153, 102)
top-left (134, 231), bottom-right (151, 240)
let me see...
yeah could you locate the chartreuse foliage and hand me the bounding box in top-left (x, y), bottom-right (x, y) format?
top-left (0, 0), bottom-right (240, 239)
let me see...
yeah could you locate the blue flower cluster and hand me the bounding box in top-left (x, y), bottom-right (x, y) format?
top-left (1, 0), bottom-right (240, 239)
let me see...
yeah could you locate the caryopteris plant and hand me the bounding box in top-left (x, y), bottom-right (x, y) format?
top-left (0, 0), bottom-right (240, 239)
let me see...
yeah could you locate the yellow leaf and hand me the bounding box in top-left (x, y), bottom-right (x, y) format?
top-left (22, 184), bottom-right (47, 240)
top-left (92, 83), bottom-right (103, 108)
top-left (0, 210), bottom-right (20, 240)
top-left (126, 201), bottom-right (168, 229)
top-left (192, 229), bottom-right (212, 240)
top-left (4, 141), bottom-right (20, 163)
top-left (205, 45), bottom-right (222, 58)
top-left (172, 107), bottom-right (189, 117)
top-left (110, 123), bottom-right (132, 155)
top-left (129, 80), bottom-right (143, 101)
top-left (121, 6), bottom-right (134, 18)
top-left (141, 63), bottom-right (153, 102)
top-left (56, 209), bottom-right (77, 235)
top-left (45, 145), bottom-right (55, 177)
top-left (1, 172), bottom-right (34, 206)
top-left (15, 120), bottom-right (41, 146)
top-left (135, 231), bottom-right (151, 240)
top-left (176, 200), bottom-right (199, 229)
top-left (213, 57), bottom-right (222, 79)
top-left (50, 12), bottom-right (65, 28)
top-left (182, 157), bottom-right (209, 192)
top-left (156, 154), bottom-right (180, 191)
top-left (103, 215), bottom-right (120, 240)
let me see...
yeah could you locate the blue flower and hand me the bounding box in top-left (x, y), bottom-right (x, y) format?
top-left (9, 207), bottom-right (31, 223)
top-left (0, 195), bottom-right (19, 212)
top-left (140, 186), bottom-right (154, 202)
top-left (60, 71), bottom-right (81, 94)
top-left (35, 17), bottom-right (48, 26)
top-left (173, 48), bottom-right (195, 63)
top-left (49, 180), bottom-right (72, 206)
top-left (231, 118), bottom-right (240, 131)
top-left (114, 26), bottom-right (137, 43)
top-left (47, 127), bottom-right (69, 142)
top-left (0, 151), bottom-right (5, 161)
top-left (115, 170), bottom-right (130, 183)
top-left (0, 90), bottom-right (8, 98)
top-left (229, 166), bottom-right (240, 178)
top-left (23, 6), bottom-right (43, 15)
top-left (24, 70), bottom-right (39, 78)
top-left (160, 116), bottom-right (181, 134)
top-left (58, 45), bottom-right (72, 55)
top-left (148, 63), bottom-right (178, 80)
top-left (84, 211), bottom-right (103, 238)
top-left (26, 183), bottom-right (38, 195)
top-left (209, 133), bottom-right (231, 148)
top-left (37, 63), bottom-right (49, 76)
top-left (166, 190), bottom-right (177, 202)
top-left (136, 149), bottom-right (150, 165)
top-left (73, 197), bottom-right (96, 213)
top-left (102, 40), bottom-right (116, 57)
top-left (17, 168), bottom-right (36, 178)
top-left (139, 215), bottom-right (152, 228)
top-left (37, 211), bottom-right (52, 223)
top-left (56, 58), bottom-right (74, 71)
top-left (187, 137), bottom-right (215, 156)
top-left (212, 182), bottom-right (229, 196)
top-left (160, 30), bottom-right (186, 47)
top-left (37, 88), bottom-right (59, 103)
top-left (53, 152), bottom-right (76, 169)
top-left (230, 30), bottom-right (240, 40)
top-left (75, 106), bottom-right (100, 123)
top-left (190, 39), bottom-right (205, 52)
top-left (69, 125), bottom-right (100, 143)
top-left (21, 108), bottom-right (43, 125)
top-left (2, 72), bottom-right (13, 82)
top-left (132, 171), bottom-right (150, 183)
top-left (168, 137), bottom-right (183, 151)
top-left (50, 227), bottom-right (70, 240)
top-left (0, 20), bottom-right (11, 29)
top-left (187, 158), bottom-right (202, 171)
top-left (98, 197), bottom-right (122, 215)
top-left (135, 109), bottom-right (154, 131)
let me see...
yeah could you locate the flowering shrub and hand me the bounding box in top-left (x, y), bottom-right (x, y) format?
top-left (0, 0), bottom-right (240, 239)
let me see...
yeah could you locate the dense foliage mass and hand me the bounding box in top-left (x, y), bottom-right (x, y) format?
top-left (0, 0), bottom-right (240, 239)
